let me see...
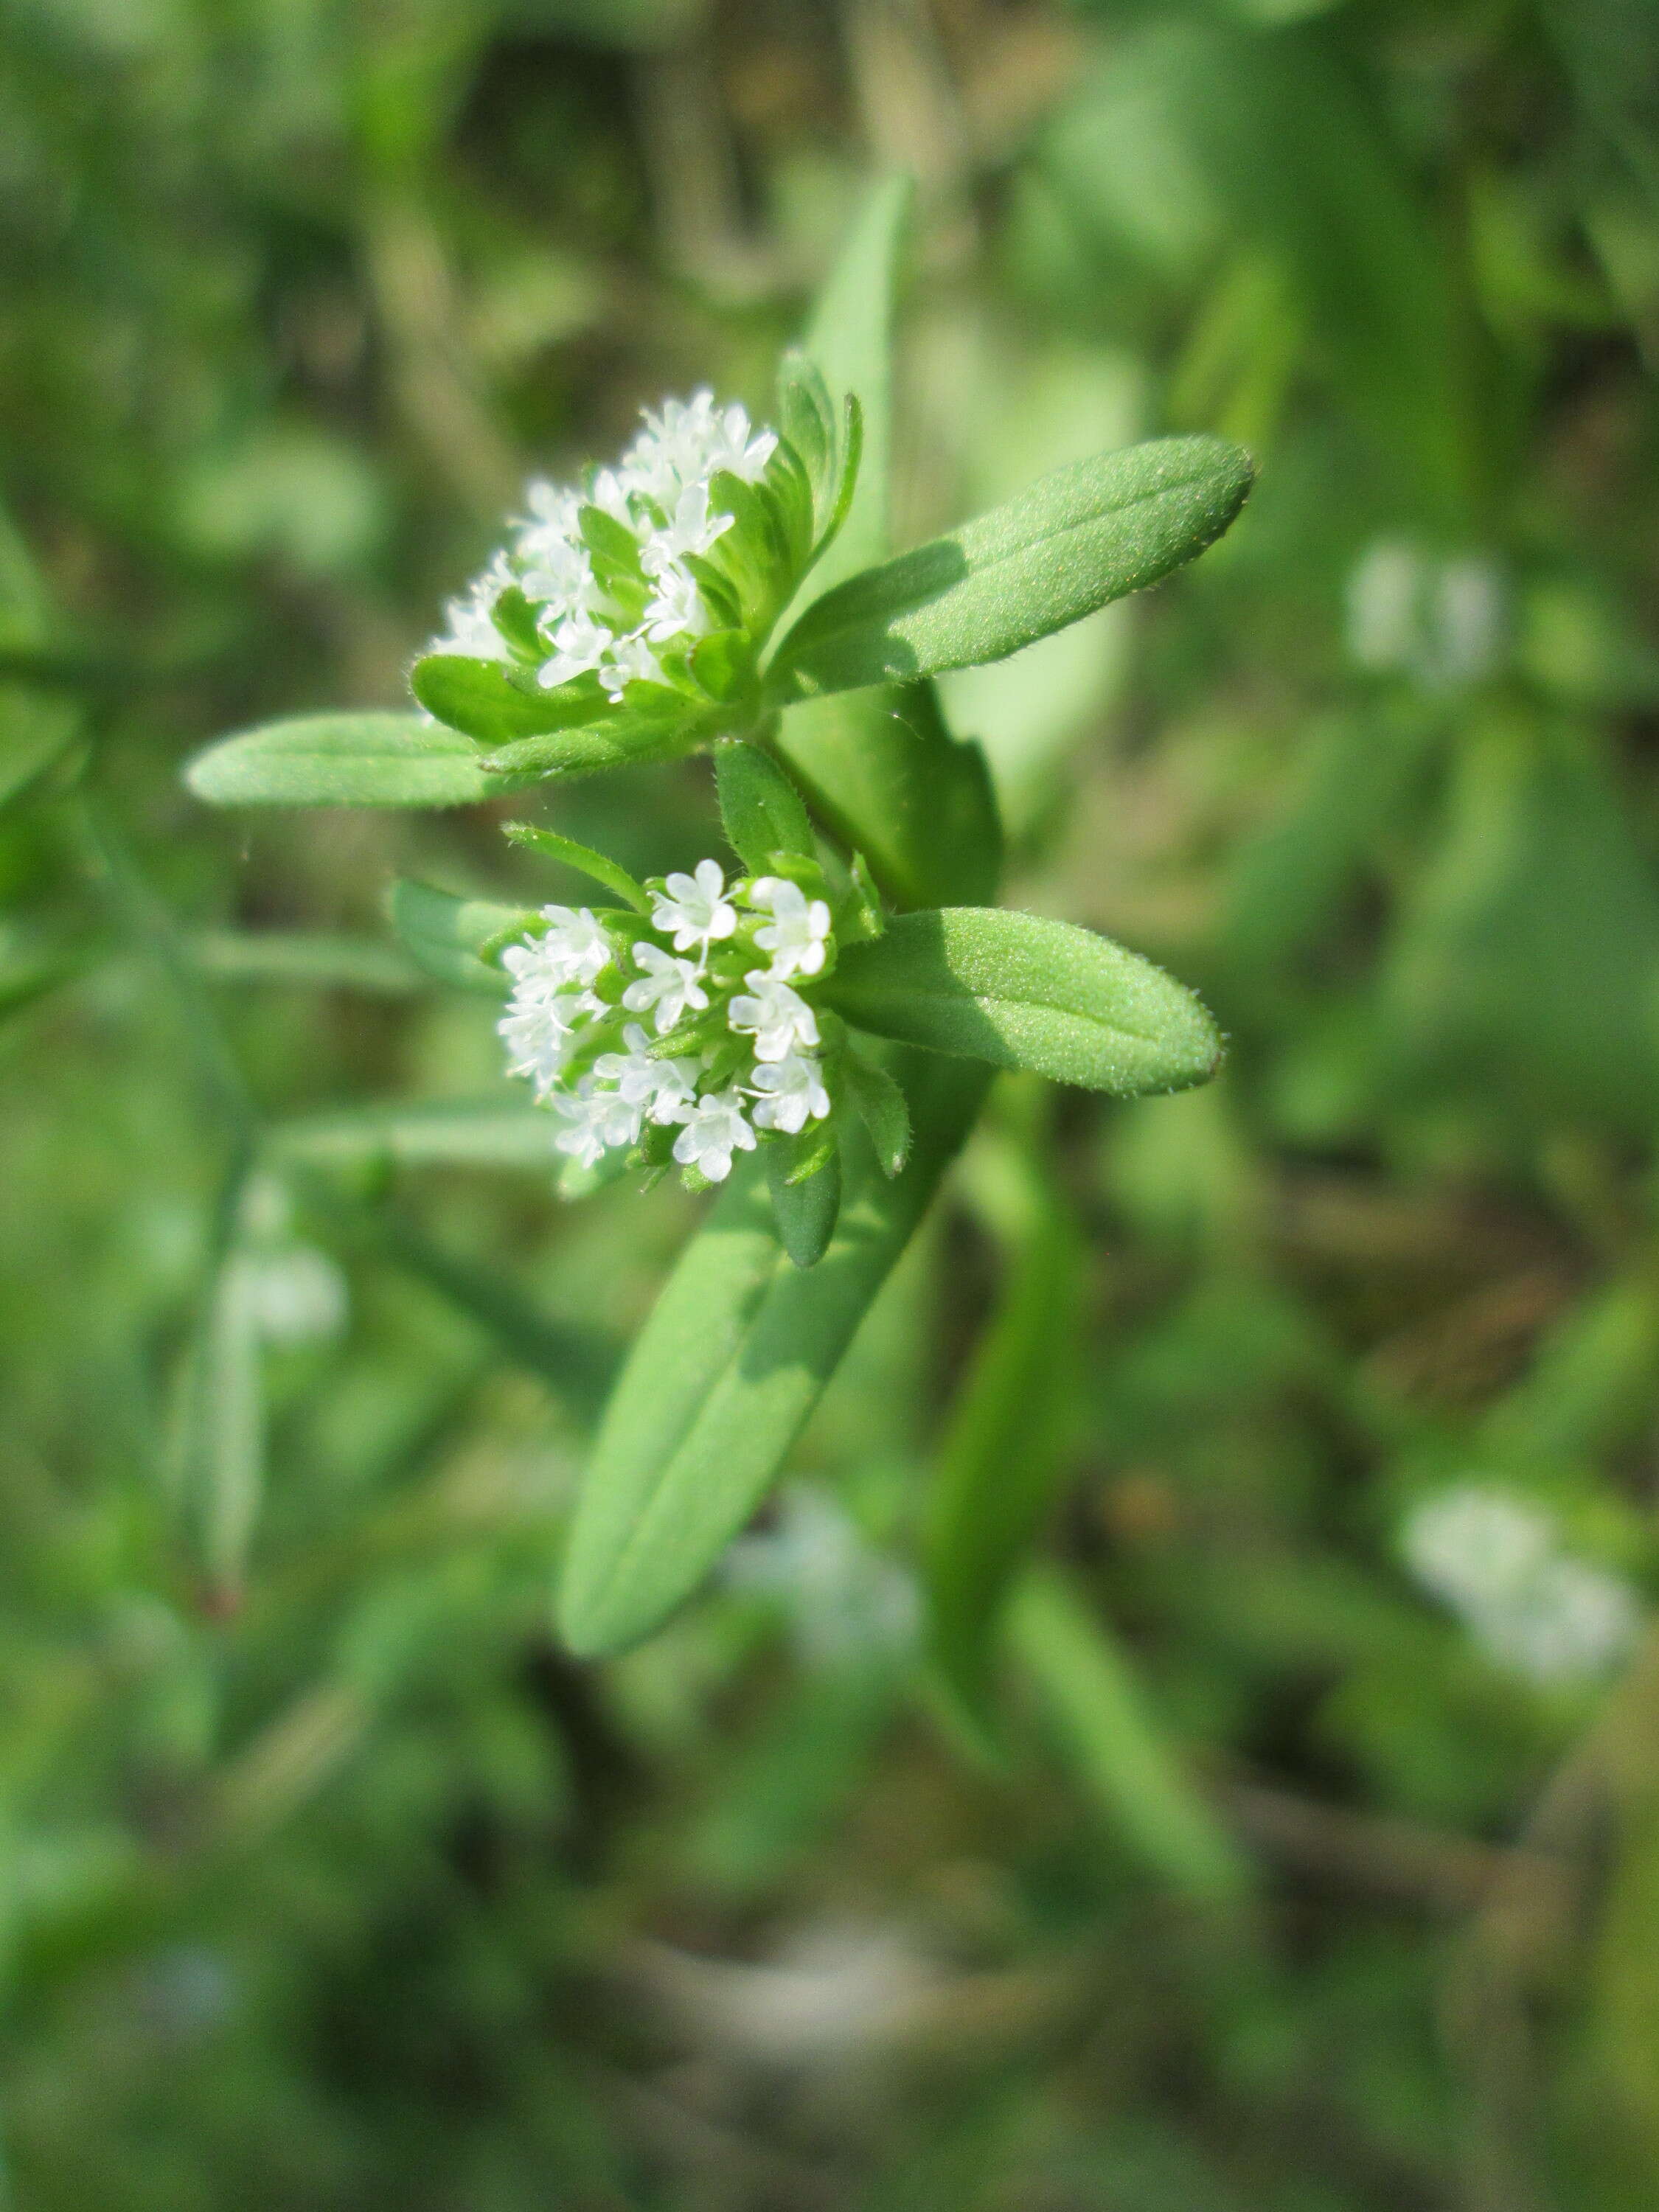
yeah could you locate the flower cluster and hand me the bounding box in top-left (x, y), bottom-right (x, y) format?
top-left (1402, 1484), bottom-right (1641, 1686)
top-left (498, 859), bottom-right (837, 1185)
top-left (430, 391), bottom-right (781, 705)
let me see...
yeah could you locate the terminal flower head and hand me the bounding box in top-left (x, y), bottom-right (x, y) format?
top-left (494, 852), bottom-right (846, 1189)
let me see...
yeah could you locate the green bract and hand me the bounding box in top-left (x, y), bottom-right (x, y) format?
top-left (185, 178), bottom-right (1253, 1655)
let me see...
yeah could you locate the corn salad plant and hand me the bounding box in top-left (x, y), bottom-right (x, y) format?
top-left (186, 181), bottom-right (1252, 1660)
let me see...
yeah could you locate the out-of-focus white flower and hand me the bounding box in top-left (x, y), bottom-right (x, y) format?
top-left (1345, 540), bottom-right (1507, 689)
top-left (650, 860), bottom-right (737, 955)
top-left (748, 1053), bottom-right (830, 1134)
top-left (622, 941), bottom-right (709, 1034)
top-left (230, 1244), bottom-right (349, 1346)
top-left (551, 1080), bottom-right (643, 1168)
top-left (670, 1088), bottom-right (757, 1182)
top-left (428, 554), bottom-right (515, 662)
top-left (750, 875), bottom-right (832, 978)
top-left (497, 993), bottom-right (591, 1095)
top-left (728, 970), bottom-right (819, 1062)
top-left (597, 630), bottom-right (662, 699)
top-left (641, 566), bottom-right (711, 647)
top-left (537, 609), bottom-right (613, 690)
top-left (1402, 1483), bottom-right (1641, 1687)
top-left (639, 481), bottom-right (732, 577)
top-left (726, 1486), bottom-right (919, 1666)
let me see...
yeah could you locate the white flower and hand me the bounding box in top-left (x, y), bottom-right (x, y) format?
top-left (650, 859), bottom-right (737, 955)
top-left (538, 609), bottom-right (613, 690)
top-left (695, 394), bottom-right (778, 484)
top-left (498, 993), bottom-right (591, 1094)
top-left (588, 467), bottom-right (636, 525)
top-left (671, 1088), bottom-right (757, 1182)
top-left (519, 532), bottom-right (597, 622)
top-left (550, 1080), bottom-right (643, 1169)
top-left (598, 630), bottom-right (663, 700)
top-left (522, 478), bottom-right (582, 537)
top-left (622, 941), bottom-right (709, 1034)
top-left (500, 907), bottom-right (611, 994)
top-left (748, 1052), bottom-right (830, 1134)
top-left (641, 565), bottom-right (710, 646)
top-left (429, 554), bottom-right (515, 661)
top-left (634, 389), bottom-right (776, 493)
top-left (1402, 1484), bottom-right (1642, 1688)
top-left (593, 1023), bottom-right (700, 1124)
top-left (1402, 1488), bottom-right (1554, 1615)
top-left (727, 970), bottom-right (819, 1062)
top-left (751, 876), bottom-right (832, 978)
top-left (639, 481), bottom-right (732, 577)
top-left (230, 1245), bottom-right (349, 1346)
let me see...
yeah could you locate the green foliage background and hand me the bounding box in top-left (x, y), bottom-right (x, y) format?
top-left (3, 1), bottom-right (1658, 2205)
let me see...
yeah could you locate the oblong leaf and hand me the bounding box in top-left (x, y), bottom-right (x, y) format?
top-left (185, 713), bottom-right (505, 809)
top-left (714, 739), bottom-right (814, 872)
top-left (555, 1052), bottom-right (990, 1656)
top-left (775, 681), bottom-right (1001, 911)
top-left (925, 1147), bottom-right (1080, 1727)
top-left (824, 908), bottom-right (1222, 1096)
top-left (503, 821), bottom-right (651, 913)
top-left (272, 1097), bottom-right (555, 1169)
top-left (386, 880), bottom-right (533, 992)
top-left (1009, 1568), bottom-right (1248, 1899)
top-left (768, 434), bottom-right (1253, 699)
top-left (767, 1131), bottom-right (842, 1269)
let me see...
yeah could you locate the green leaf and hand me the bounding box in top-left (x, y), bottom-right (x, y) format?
top-left (689, 627), bottom-right (752, 700)
top-left (189, 930), bottom-right (422, 995)
top-left (772, 183), bottom-right (1002, 914)
top-left (925, 1141), bottom-right (1081, 1725)
top-left (0, 498), bottom-right (81, 810)
top-left (714, 740), bottom-right (815, 872)
top-left (825, 908), bottom-right (1222, 1096)
top-left (411, 655), bottom-right (607, 743)
top-left (775, 681), bottom-right (1002, 911)
top-left (386, 880), bottom-right (534, 992)
top-left (841, 1043), bottom-right (911, 1177)
top-left (555, 1051), bottom-right (991, 1655)
top-left (479, 711), bottom-right (701, 782)
top-left (1008, 1568), bottom-right (1249, 1899)
top-left (767, 1128), bottom-right (841, 1270)
top-left (776, 349), bottom-right (838, 498)
top-left (502, 821), bottom-right (651, 913)
top-left (272, 1096), bottom-right (557, 1171)
top-left (797, 175), bottom-right (911, 597)
top-left (185, 713), bottom-right (506, 809)
top-left (768, 435), bottom-right (1253, 700)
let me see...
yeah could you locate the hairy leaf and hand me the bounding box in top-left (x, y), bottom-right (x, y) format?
top-left (767, 1132), bottom-right (841, 1270)
top-left (926, 1143), bottom-right (1081, 1725)
top-left (186, 714), bottom-right (507, 809)
top-left (411, 654), bottom-right (608, 743)
top-left (1009, 1568), bottom-right (1249, 1899)
top-left (503, 821), bottom-right (650, 912)
top-left (555, 1052), bottom-right (990, 1655)
top-left (714, 740), bottom-right (815, 872)
top-left (386, 880), bottom-right (532, 992)
top-left (768, 435), bottom-right (1253, 699)
top-left (825, 907), bottom-right (1222, 1095)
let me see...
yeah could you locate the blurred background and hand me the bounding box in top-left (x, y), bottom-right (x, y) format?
top-left (4, 0), bottom-right (1659, 2205)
